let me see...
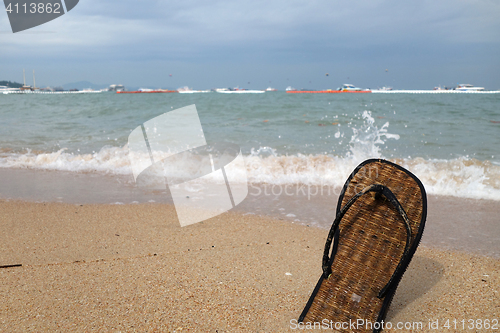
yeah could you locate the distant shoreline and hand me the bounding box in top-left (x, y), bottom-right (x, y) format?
top-left (2, 90), bottom-right (102, 95)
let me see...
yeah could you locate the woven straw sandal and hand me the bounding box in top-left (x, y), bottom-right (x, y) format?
top-left (298, 159), bottom-right (427, 333)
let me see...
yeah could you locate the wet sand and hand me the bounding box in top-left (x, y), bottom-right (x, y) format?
top-left (1, 201), bottom-right (499, 332)
top-left (1, 168), bottom-right (499, 258)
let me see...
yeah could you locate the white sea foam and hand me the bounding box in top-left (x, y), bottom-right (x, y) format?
top-left (1, 148), bottom-right (499, 200)
top-left (0, 145), bottom-right (132, 175)
top-left (1, 110), bottom-right (499, 201)
top-left (400, 157), bottom-right (500, 200)
top-left (244, 154), bottom-right (500, 200)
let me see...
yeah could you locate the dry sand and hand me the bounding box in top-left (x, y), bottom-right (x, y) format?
top-left (1, 201), bottom-right (499, 332)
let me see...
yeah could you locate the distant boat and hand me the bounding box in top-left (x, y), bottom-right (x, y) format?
top-left (334, 84), bottom-right (370, 93)
top-left (20, 85), bottom-right (33, 91)
top-left (285, 86), bottom-right (296, 91)
top-left (370, 86), bottom-right (393, 92)
top-left (287, 84), bottom-right (372, 94)
top-left (0, 85), bottom-right (20, 93)
top-left (339, 84), bottom-right (363, 92)
top-left (433, 86), bottom-right (449, 91)
top-left (177, 86), bottom-right (193, 93)
top-left (177, 86), bottom-right (211, 93)
top-left (375, 86), bottom-right (393, 91)
top-left (216, 87), bottom-right (264, 94)
top-left (265, 87), bottom-right (277, 92)
top-left (455, 84), bottom-right (485, 91)
top-left (19, 69), bottom-right (34, 91)
top-left (287, 89), bottom-right (372, 94)
top-left (117, 89), bottom-right (177, 94)
top-left (108, 84), bottom-right (125, 92)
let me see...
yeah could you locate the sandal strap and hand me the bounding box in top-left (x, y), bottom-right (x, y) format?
top-left (322, 184), bottom-right (412, 299)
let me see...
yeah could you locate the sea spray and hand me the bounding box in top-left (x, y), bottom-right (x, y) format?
top-left (347, 110), bottom-right (400, 163)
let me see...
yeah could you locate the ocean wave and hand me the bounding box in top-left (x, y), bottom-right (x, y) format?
top-left (1, 146), bottom-right (499, 201)
top-left (244, 154), bottom-right (500, 200)
top-left (1, 110), bottom-right (499, 200)
top-left (0, 146), bottom-right (132, 175)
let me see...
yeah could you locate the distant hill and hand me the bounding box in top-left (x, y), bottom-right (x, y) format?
top-left (0, 80), bottom-right (23, 88)
top-left (61, 81), bottom-right (110, 90)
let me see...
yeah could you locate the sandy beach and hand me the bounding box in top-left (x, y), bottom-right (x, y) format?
top-left (2, 0), bottom-right (500, 331)
top-left (1, 201), bottom-right (498, 332)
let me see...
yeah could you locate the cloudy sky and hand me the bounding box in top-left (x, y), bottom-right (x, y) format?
top-left (1, 0), bottom-right (499, 90)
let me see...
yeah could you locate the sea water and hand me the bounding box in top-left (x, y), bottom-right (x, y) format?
top-left (0, 91), bottom-right (499, 201)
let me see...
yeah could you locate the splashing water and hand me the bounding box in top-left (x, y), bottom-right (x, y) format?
top-left (347, 111), bottom-right (400, 163)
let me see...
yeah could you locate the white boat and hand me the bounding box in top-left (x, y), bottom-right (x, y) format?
top-left (371, 86), bottom-right (393, 92)
top-left (177, 86), bottom-right (210, 93)
top-left (177, 86), bottom-right (193, 93)
top-left (433, 86), bottom-right (449, 91)
top-left (265, 87), bottom-right (277, 92)
top-left (339, 84), bottom-right (363, 91)
top-left (217, 89), bottom-right (265, 94)
top-left (285, 86), bottom-right (296, 91)
top-left (108, 84), bottom-right (125, 92)
top-left (455, 84), bottom-right (484, 91)
top-left (216, 87), bottom-right (264, 94)
top-left (0, 85), bottom-right (20, 93)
